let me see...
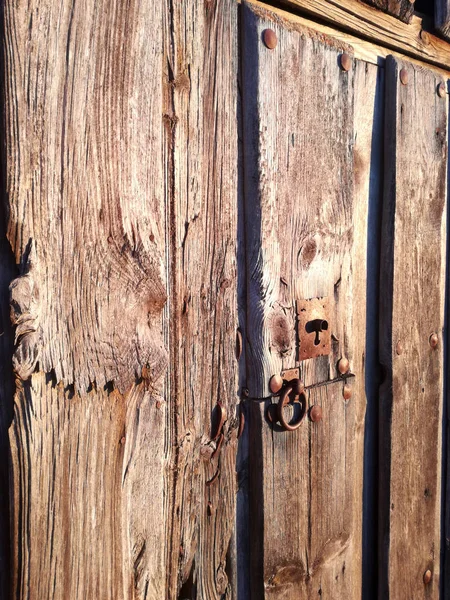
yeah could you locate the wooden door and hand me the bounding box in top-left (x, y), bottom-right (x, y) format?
top-left (239, 3), bottom-right (447, 600)
top-left (0, 0), bottom-right (449, 599)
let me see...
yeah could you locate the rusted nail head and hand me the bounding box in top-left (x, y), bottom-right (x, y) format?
top-left (269, 375), bottom-right (283, 394)
top-left (420, 30), bottom-right (430, 45)
top-left (343, 384), bottom-right (352, 400)
top-left (310, 405), bottom-right (323, 422)
top-left (438, 82), bottom-right (446, 98)
top-left (400, 68), bottom-right (408, 85)
top-left (423, 569), bottom-right (432, 585)
top-left (263, 29), bottom-right (277, 50)
top-left (340, 53), bottom-right (352, 72)
top-left (338, 357), bottom-right (350, 375)
top-left (429, 333), bottom-right (439, 348)
top-left (396, 341), bottom-right (404, 355)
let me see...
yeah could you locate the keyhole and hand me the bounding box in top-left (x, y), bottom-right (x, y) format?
top-left (305, 319), bottom-right (329, 346)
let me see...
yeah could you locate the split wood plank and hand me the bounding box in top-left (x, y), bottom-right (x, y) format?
top-left (164, 1), bottom-right (239, 599)
top-left (242, 3), bottom-right (372, 597)
top-left (3, 0), bottom-right (170, 597)
top-left (379, 56), bottom-right (447, 599)
top-left (276, 0), bottom-right (450, 72)
top-left (436, 0), bottom-right (450, 40)
top-left (362, 0), bottom-right (415, 24)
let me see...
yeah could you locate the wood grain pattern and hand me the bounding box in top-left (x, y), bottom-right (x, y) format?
top-left (3, 0), bottom-right (170, 597)
top-left (379, 56), bottom-right (447, 599)
top-left (241, 3), bottom-right (372, 597)
top-left (164, 1), bottom-right (239, 598)
top-left (276, 0), bottom-right (450, 72)
top-left (3, 0), bottom-right (239, 597)
top-left (362, 0), bottom-right (415, 23)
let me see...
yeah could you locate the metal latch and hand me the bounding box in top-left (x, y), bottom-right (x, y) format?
top-left (268, 374), bottom-right (307, 431)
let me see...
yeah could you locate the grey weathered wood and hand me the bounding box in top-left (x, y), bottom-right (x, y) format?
top-left (379, 56), bottom-right (447, 600)
top-left (3, 0), bottom-right (239, 598)
top-left (241, 3), bottom-right (373, 597)
top-left (362, 0), bottom-right (415, 23)
top-left (436, 0), bottom-right (450, 40)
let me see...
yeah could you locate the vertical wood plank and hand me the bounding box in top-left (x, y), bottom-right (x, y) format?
top-left (242, 3), bottom-right (374, 597)
top-left (3, 0), bottom-right (239, 598)
top-left (379, 56), bottom-right (447, 599)
top-left (163, 1), bottom-right (240, 599)
top-left (3, 1), bottom-right (169, 597)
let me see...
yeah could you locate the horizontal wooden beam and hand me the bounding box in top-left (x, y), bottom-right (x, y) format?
top-left (247, 0), bottom-right (450, 78)
top-left (259, 0), bottom-right (450, 72)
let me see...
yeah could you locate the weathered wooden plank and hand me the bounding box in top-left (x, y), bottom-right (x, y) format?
top-left (379, 56), bottom-right (447, 599)
top-left (3, 0), bottom-right (168, 597)
top-left (242, 3), bottom-right (372, 597)
top-left (362, 0), bottom-right (415, 23)
top-left (276, 0), bottom-right (450, 72)
top-left (162, 1), bottom-right (240, 599)
top-left (4, 0), bottom-right (239, 598)
top-left (436, 0), bottom-right (450, 40)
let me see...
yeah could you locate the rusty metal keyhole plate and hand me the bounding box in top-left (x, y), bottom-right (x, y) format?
top-left (296, 297), bottom-right (332, 360)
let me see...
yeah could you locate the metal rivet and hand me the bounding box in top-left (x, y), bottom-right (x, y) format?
top-left (340, 53), bottom-right (352, 72)
top-left (400, 68), bottom-right (408, 85)
top-left (269, 375), bottom-right (283, 394)
top-left (338, 357), bottom-right (350, 375)
top-left (343, 385), bottom-right (352, 400)
top-left (263, 29), bottom-right (277, 50)
top-left (310, 405), bottom-right (323, 422)
top-left (429, 333), bottom-right (439, 348)
top-left (438, 82), bottom-right (446, 98)
top-left (423, 569), bottom-right (432, 585)
top-left (396, 341), bottom-right (404, 355)
top-left (420, 30), bottom-right (430, 45)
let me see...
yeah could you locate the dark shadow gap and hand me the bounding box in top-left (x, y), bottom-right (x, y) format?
top-left (362, 63), bottom-right (385, 600)
top-left (0, 1), bottom-right (19, 597)
top-left (440, 78), bottom-right (450, 600)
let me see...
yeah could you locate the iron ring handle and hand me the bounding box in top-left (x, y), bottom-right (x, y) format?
top-left (277, 384), bottom-right (307, 432)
